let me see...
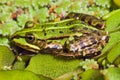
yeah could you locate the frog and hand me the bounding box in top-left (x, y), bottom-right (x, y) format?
top-left (10, 12), bottom-right (109, 58)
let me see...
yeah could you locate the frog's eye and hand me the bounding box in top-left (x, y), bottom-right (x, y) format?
top-left (24, 21), bottom-right (34, 28)
top-left (25, 33), bottom-right (36, 43)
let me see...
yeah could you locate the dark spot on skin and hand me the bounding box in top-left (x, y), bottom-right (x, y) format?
top-left (88, 18), bottom-right (93, 25)
top-left (89, 28), bottom-right (94, 32)
top-left (52, 30), bottom-right (55, 32)
top-left (91, 40), bottom-right (97, 44)
top-left (74, 13), bottom-right (80, 19)
top-left (93, 30), bottom-right (101, 36)
top-left (69, 27), bottom-right (74, 30)
top-left (96, 51), bottom-right (101, 55)
top-left (66, 22), bottom-right (71, 26)
top-left (67, 12), bottom-right (76, 18)
top-left (92, 51), bottom-right (101, 57)
top-left (97, 32), bottom-right (101, 36)
top-left (44, 32), bottom-right (47, 36)
top-left (87, 47), bottom-right (94, 53)
top-left (95, 23), bottom-right (103, 29)
top-left (55, 24), bottom-right (58, 27)
top-left (93, 30), bottom-right (98, 33)
top-left (46, 4), bottom-right (51, 9)
top-left (81, 15), bottom-right (87, 21)
top-left (92, 30), bottom-right (101, 36)
top-left (59, 31), bottom-right (63, 33)
top-left (90, 36), bottom-right (95, 40)
top-left (83, 27), bottom-right (88, 30)
top-left (78, 42), bottom-right (86, 49)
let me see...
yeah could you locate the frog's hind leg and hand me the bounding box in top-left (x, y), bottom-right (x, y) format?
top-left (56, 52), bottom-right (83, 58)
top-left (56, 51), bottom-right (101, 59)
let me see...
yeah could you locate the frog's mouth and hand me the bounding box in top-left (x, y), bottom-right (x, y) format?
top-left (12, 38), bottom-right (40, 53)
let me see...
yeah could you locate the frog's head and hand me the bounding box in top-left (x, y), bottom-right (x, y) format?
top-left (10, 25), bottom-right (44, 53)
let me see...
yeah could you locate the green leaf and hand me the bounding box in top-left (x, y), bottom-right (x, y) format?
top-left (68, 1), bottom-right (86, 13)
top-left (81, 69), bottom-right (104, 80)
top-left (0, 46), bottom-right (15, 70)
top-left (55, 69), bottom-right (83, 80)
top-left (105, 9), bottom-right (120, 32)
top-left (30, 7), bottom-right (49, 23)
top-left (26, 54), bottom-right (80, 79)
top-left (102, 68), bottom-right (120, 80)
top-left (114, 55), bottom-right (120, 66)
top-left (55, 0), bottom-right (70, 14)
top-left (15, 0), bottom-right (32, 7)
top-left (12, 61), bottom-right (25, 70)
top-left (107, 41), bottom-right (120, 63)
top-left (68, 0), bottom-right (110, 17)
top-left (0, 12), bottom-right (11, 22)
top-left (95, 0), bottom-right (111, 8)
top-left (17, 14), bottom-right (33, 28)
top-left (0, 20), bottom-right (20, 36)
top-left (32, 0), bottom-right (51, 7)
top-left (113, 0), bottom-right (120, 7)
top-left (0, 37), bottom-right (9, 46)
top-left (0, 70), bottom-right (40, 80)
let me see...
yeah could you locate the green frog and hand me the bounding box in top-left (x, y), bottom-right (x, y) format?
top-left (11, 12), bottom-right (109, 58)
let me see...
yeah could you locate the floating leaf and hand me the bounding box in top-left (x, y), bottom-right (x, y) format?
top-left (0, 46), bottom-right (15, 70)
top-left (15, 0), bottom-right (32, 7)
top-left (32, 0), bottom-right (51, 7)
top-left (30, 7), bottom-right (49, 23)
top-left (0, 12), bottom-right (11, 22)
top-left (55, 70), bottom-right (82, 80)
top-left (26, 54), bottom-right (80, 79)
top-left (113, 0), bottom-right (120, 7)
top-left (55, 0), bottom-right (71, 14)
top-left (102, 68), bottom-right (120, 80)
top-left (107, 41), bottom-right (120, 63)
top-left (114, 55), bottom-right (120, 66)
top-left (81, 69), bottom-right (104, 80)
top-left (105, 9), bottom-right (120, 32)
top-left (12, 61), bottom-right (25, 70)
top-left (17, 14), bottom-right (33, 28)
top-left (95, 0), bottom-right (111, 8)
top-left (68, 1), bottom-right (87, 13)
top-left (0, 70), bottom-right (40, 80)
top-left (0, 20), bottom-right (20, 36)
top-left (0, 37), bottom-right (9, 46)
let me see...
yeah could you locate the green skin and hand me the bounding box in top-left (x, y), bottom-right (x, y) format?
top-left (11, 13), bottom-right (108, 58)
top-left (11, 19), bottom-right (86, 52)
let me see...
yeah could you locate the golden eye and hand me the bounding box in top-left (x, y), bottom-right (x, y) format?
top-left (24, 21), bottom-right (34, 28)
top-left (25, 33), bottom-right (36, 43)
